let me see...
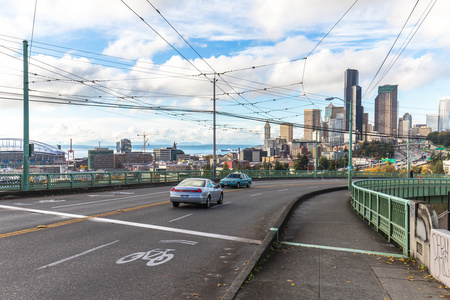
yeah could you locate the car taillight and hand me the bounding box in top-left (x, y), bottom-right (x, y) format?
top-left (171, 187), bottom-right (175, 192)
top-left (192, 188), bottom-right (202, 193)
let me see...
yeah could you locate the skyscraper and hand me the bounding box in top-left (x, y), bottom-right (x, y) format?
top-left (438, 97), bottom-right (450, 132)
top-left (344, 69), bottom-right (363, 140)
top-left (402, 113), bottom-right (412, 131)
top-left (374, 85), bottom-right (398, 139)
top-left (304, 109), bottom-right (321, 141)
top-left (264, 121), bottom-right (271, 141)
top-left (426, 114), bottom-right (438, 132)
top-left (324, 102), bottom-right (334, 122)
top-left (280, 123), bottom-right (293, 142)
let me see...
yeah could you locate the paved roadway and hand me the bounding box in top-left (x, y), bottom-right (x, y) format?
top-left (0, 178), bottom-right (347, 299)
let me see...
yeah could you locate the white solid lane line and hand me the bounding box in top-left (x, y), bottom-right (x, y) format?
top-left (169, 213), bottom-right (193, 223)
top-left (51, 191), bottom-right (168, 209)
top-left (251, 193), bottom-right (262, 197)
top-left (0, 205), bottom-right (262, 245)
top-left (38, 240), bottom-right (120, 270)
top-left (278, 189), bottom-right (289, 192)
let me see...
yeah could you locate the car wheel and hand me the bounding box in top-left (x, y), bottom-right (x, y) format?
top-left (236, 182), bottom-right (240, 189)
top-left (172, 202), bottom-right (179, 207)
top-left (217, 193), bottom-right (223, 204)
top-left (205, 196), bottom-right (211, 208)
top-left (247, 182), bottom-right (251, 188)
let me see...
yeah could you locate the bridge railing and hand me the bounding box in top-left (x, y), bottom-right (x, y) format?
top-left (351, 178), bottom-right (450, 255)
top-left (1, 170), bottom-right (449, 192)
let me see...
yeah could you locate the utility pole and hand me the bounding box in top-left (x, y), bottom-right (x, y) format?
top-left (314, 127), bottom-right (318, 178)
top-left (407, 132), bottom-right (410, 178)
top-left (213, 73), bottom-right (217, 180)
top-left (22, 40), bottom-right (30, 191)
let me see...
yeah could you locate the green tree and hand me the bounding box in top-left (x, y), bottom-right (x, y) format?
top-left (433, 161), bottom-right (445, 174)
top-left (222, 163), bottom-right (229, 170)
top-left (329, 160), bottom-right (336, 171)
top-left (318, 156), bottom-right (330, 170)
top-left (274, 160), bottom-right (283, 170)
top-left (204, 163), bottom-right (211, 170)
top-left (294, 154), bottom-right (309, 170)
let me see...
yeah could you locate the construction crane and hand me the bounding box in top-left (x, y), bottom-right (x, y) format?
top-left (137, 132), bottom-right (156, 152)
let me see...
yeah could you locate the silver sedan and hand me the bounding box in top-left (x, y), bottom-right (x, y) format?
top-left (169, 178), bottom-right (223, 208)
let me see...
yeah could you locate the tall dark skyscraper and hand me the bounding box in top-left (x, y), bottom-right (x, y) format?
top-left (344, 69), bottom-right (363, 140)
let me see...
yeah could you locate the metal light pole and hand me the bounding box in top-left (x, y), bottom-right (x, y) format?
top-left (326, 97), bottom-right (352, 190)
top-left (23, 40), bottom-right (30, 191)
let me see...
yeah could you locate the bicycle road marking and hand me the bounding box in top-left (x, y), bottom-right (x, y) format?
top-left (0, 205), bottom-right (262, 245)
top-left (38, 240), bottom-right (120, 270)
top-left (52, 192), bottom-right (167, 208)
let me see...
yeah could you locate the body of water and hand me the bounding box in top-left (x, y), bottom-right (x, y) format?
top-left (64, 144), bottom-right (257, 159)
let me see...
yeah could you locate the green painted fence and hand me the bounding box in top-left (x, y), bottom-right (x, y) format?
top-left (0, 170), bottom-right (448, 192)
top-left (351, 178), bottom-right (450, 255)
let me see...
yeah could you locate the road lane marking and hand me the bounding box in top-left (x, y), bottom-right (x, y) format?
top-left (251, 193), bottom-right (262, 197)
top-left (278, 189), bottom-right (289, 192)
top-left (160, 240), bottom-right (198, 245)
top-left (307, 186), bottom-right (318, 189)
top-left (169, 213), bottom-right (193, 223)
top-left (281, 241), bottom-right (407, 258)
top-left (210, 202), bottom-right (231, 209)
top-left (0, 201), bottom-right (168, 239)
top-left (52, 191), bottom-right (168, 208)
top-left (38, 240), bottom-right (120, 270)
top-left (0, 204), bottom-right (261, 245)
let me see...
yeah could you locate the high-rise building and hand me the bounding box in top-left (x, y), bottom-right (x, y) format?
top-left (116, 138), bottom-right (132, 153)
top-left (264, 121), bottom-right (271, 141)
top-left (374, 85), bottom-right (398, 139)
top-left (344, 69), bottom-right (363, 139)
top-left (304, 109), bottom-right (321, 141)
top-left (88, 147), bottom-right (114, 170)
top-left (280, 123), bottom-right (293, 142)
top-left (402, 113), bottom-right (412, 131)
top-left (324, 103), bottom-right (334, 122)
top-left (398, 117), bottom-right (410, 138)
top-left (438, 97), bottom-right (450, 132)
top-left (426, 114), bottom-right (438, 132)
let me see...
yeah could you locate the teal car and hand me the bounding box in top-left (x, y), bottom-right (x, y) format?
top-left (220, 173), bottom-right (252, 188)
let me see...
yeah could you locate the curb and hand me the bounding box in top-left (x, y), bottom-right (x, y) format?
top-left (222, 186), bottom-right (349, 300)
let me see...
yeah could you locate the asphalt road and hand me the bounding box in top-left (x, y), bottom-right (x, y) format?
top-left (0, 178), bottom-right (347, 299)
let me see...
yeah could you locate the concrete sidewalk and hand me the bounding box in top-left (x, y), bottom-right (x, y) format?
top-left (235, 190), bottom-right (450, 300)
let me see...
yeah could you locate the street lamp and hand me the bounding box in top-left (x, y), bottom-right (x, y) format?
top-left (326, 96), bottom-right (353, 190)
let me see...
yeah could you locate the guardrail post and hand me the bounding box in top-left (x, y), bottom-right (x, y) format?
top-left (47, 174), bottom-right (51, 190)
top-left (125, 172), bottom-right (128, 185)
top-left (91, 173), bottom-right (94, 187)
top-left (109, 173), bottom-right (112, 185)
top-left (71, 174), bottom-right (74, 188)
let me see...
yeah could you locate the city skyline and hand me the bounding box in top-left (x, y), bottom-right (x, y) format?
top-left (1, 1), bottom-right (449, 149)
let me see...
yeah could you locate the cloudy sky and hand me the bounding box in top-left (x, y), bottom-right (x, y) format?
top-left (0, 0), bottom-right (448, 149)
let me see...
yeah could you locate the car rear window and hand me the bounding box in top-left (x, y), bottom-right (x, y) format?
top-left (178, 179), bottom-right (205, 187)
top-left (228, 174), bottom-right (240, 178)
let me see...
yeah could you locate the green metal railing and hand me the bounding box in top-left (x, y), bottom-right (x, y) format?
top-left (351, 178), bottom-right (450, 255)
top-left (1, 170), bottom-right (449, 192)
